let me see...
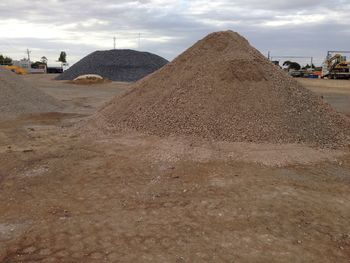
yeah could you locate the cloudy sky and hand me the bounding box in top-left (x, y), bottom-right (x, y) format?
top-left (1, 0), bottom-right (349, 66)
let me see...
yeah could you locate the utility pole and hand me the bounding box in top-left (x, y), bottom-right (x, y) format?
top-left (26, 48), bottom-right (31, 61)
top-left (113, 36), bottom-right (116, 50)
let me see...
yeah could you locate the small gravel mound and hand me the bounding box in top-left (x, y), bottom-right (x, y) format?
top-left (87, 31), bottom-right (350, 148)
top-left (55, 49), bottom-right (168, 82)
top-left (0, 67), bottom-right (62, 117)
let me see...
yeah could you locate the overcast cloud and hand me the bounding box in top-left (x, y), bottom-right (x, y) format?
top-left (1, 0), bottom-right (349, 66)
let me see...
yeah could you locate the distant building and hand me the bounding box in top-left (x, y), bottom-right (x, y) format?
top-left (12, 58), bottom-right (31, 69)
top-left (11, 59), bottom-right (68, 74)
top-left (13, 59), bottom-right (46, 74)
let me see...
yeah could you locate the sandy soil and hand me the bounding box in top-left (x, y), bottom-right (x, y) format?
top-left (0, 75), bottom-right (349, 262)
top-left (24, 74), bottom-right (130, 115)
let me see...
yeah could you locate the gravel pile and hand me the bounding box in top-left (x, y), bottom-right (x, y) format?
top-left (88, 31), bottom-right (350, 148)
top-left (0, 67), bottom-right (62, 117)
top-left (55, 49), bottom-right (168, 82)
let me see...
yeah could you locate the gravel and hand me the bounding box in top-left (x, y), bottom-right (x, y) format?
top-left (87, 31), bottom-right (350, 148)
top-left (55, 49), bottom-right (168, 82)
top-left (0, 67), bottom-right (63, 117)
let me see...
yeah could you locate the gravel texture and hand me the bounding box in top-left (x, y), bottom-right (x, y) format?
top-left (55, 49), bottom-right (168, 82)
top-left (0, 67), bottom-right (63, 117)
top-left (88, 31), bottom-right (350, 148)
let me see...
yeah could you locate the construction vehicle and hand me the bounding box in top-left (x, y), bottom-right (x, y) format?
top-left (4, 65), bottom-right (27, 75)
top-left (321, 51), bottom-right (350, 79)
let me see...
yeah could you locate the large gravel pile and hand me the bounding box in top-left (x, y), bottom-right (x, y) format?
top-left (55, 49), bottom-right (168, 82)
top-left (87, 31), bottom-right (350, 148)
top-left (0, 67), bottom-right (62, 117)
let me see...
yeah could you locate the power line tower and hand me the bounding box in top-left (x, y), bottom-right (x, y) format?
top-left (113, 36), bottom-right (116, 49)
top-left (26, 49), bottom-right (31, 61)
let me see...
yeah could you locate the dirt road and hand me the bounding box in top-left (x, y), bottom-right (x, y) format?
top-left (297, 78), bottom-right (350, 116)
top-left (0, 76), bottom-right (349, 262)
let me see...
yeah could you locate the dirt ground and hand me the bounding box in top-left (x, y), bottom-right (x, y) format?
top-left (0, 75), bottom-right (350, 262)
top-left (297, 78), bottom-right (350, 117)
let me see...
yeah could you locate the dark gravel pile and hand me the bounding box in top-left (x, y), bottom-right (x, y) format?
top-left (87, 31), bottom-right (350, 148)
top-left (0, 67), bottom-right (63, 117)
top-left (55, 49), bottom-right (168, 82)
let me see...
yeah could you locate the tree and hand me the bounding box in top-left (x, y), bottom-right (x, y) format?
top-left (58, 51), bottom-right (67, 63)
top-left (302, 64), bottom-right (310, 70)
top-left (41, 56), bottom-right (48, 65)
top-left (31, 61), bottom-right (46, 69)
top-left (0, 54), bottom-right (13, 65)
top-left (283, 60), bottom-right (292, 68)
top-left (302, 63), bottom-right (316, 70)
top-left (283, 61), bottom-right (301, 71)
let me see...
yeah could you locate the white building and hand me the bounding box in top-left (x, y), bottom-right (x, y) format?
top-left (12, 58), bottom-right (46, 74)
top-left (12, 58), bottom-right (31, 69)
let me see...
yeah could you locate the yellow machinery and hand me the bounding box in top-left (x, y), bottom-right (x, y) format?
top-left (322, 51), bottom-right (350, 79)
top-left (4, 65), bottom-right (28, 75)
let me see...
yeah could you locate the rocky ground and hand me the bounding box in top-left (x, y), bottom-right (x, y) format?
top-left (0, 75), bottom-right (349, 262)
